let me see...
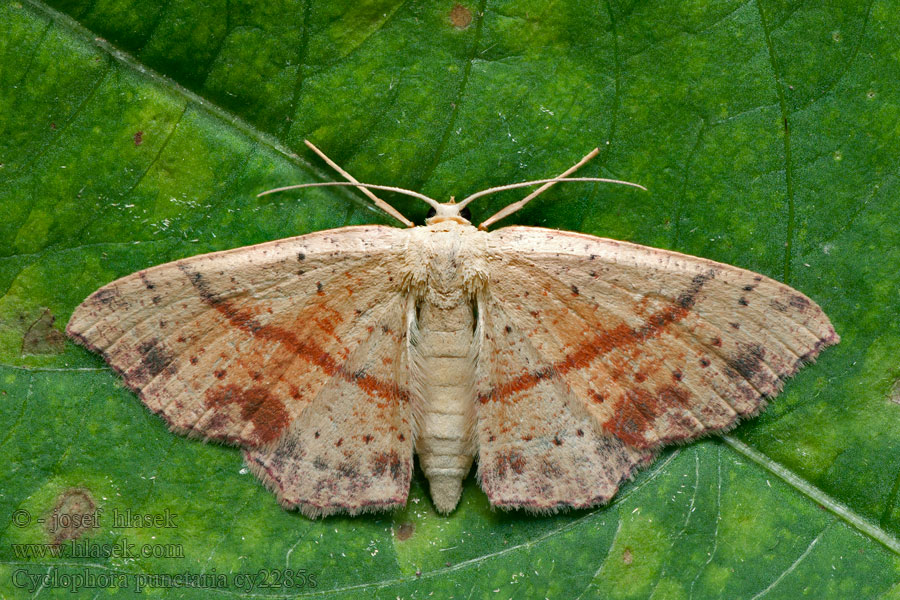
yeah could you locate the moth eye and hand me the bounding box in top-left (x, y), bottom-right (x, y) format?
top-left (427, 207), bottom-right (437, 218)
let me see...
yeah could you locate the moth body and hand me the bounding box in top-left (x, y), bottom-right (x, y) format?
top-left (407, 224), bottom-right (486, 512)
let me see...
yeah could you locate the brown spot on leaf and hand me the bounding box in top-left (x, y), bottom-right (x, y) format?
top-left (623, 548), bottom-right (633, 565)
top-left (133, 130), bottom-right (143, 146)
top-left (449, 3), bottom-right (472, 28)
top-left (395, 521), bottom-right (415, 541)
top-left (21, 308), bottom-right (65, 356)
top-left (45, 488), bottom-right (97, 546)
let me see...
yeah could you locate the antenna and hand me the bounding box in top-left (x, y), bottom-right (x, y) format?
top-left (257, 141), bottom-right (421, 227)
top-left (257, 181), bottom-right (443, 210)
top-left (462, 148), bottom-right (646, 230)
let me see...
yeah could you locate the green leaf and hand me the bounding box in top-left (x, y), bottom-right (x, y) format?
top-left (2, 0), bottom-right (900, 597)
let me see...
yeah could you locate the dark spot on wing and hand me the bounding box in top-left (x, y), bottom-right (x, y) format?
top-left (495, 449), bottom-right (526, 478)
top-left (373, 450), bottom-right (404, 481)
top-left (204, 384), bottom-right (290, 444)
top-left (133, 338), bottom-right (174, 382)
top-left (790, 295), bottom-right (811, 312)
top-left (726, 343), bottom-right (768, 385)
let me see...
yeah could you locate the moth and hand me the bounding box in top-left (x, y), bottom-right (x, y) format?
top-left (67, 141), bottom-right (839, 517)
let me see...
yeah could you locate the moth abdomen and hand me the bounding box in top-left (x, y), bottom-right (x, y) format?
top-left (412, 301), bottom-right (477, 513)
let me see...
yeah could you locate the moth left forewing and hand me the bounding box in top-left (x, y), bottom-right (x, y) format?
top-left (479, 225), bottom-right (838, 497)
top-left (68, 225), bottom-right (416, 515)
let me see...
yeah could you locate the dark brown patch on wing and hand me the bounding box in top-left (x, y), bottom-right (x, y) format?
top-left (89, 287), bottom-right (125, 309)
top-left (790, 295), bottom-right (811, 311)
top-left (602, 385), bottom-right (693, 447)
top-left (132, 338), bottom-right (174, 383)
top-left (373, 450), bottom-right (404, 481)
top-left (205, 384), bottom-right (290, 445)
top-left (495, 449), bottom-right (526, 478)
top-left (725, 343), bottom-right (770, 391)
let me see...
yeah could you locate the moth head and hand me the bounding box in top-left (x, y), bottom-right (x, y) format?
top-left (425, 199), bottom-right (472, 226)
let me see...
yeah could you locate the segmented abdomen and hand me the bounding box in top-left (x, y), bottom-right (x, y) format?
top-left (413, 301), bottom-right (476, 513)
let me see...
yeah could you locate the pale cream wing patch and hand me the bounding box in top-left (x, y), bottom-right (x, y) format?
top-left (476, 226), bottom-right (838, 509)
top-left (67, 225), bottom-right (414, 514)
